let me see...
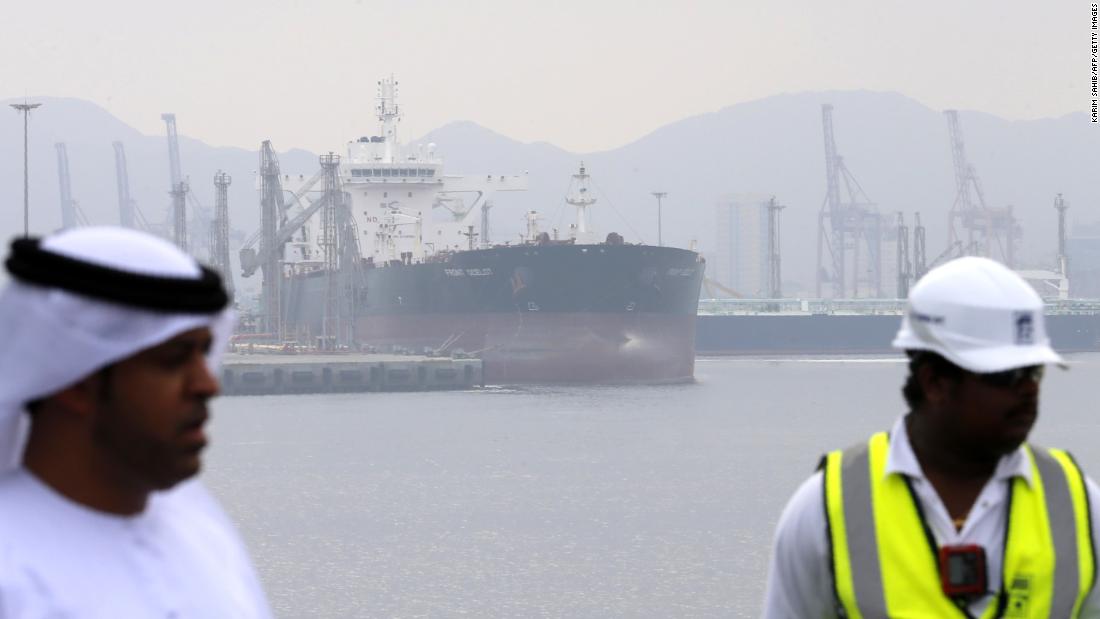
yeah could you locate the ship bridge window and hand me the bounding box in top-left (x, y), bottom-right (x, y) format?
top-left (374, 169), bottom-right (383, 177)
top-left (351, 169), bottom-right (362, 177)
top-left (426, 169), bottom-right (435, 178)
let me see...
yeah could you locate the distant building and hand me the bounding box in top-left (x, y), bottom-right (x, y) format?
top-left (714, 195), bottom-right (769, 297)
top-left (1068, 221), bottom-right (1100, 298)
top-left (880, 223), bottom-right (901, 299)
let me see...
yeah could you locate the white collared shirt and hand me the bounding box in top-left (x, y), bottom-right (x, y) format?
top-left (0, 469), bottom-right (272, 618)
top-left (762, 416), bottom-right (1100, 619)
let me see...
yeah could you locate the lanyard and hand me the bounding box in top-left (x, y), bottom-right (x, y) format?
top-left (901, 475), bottom-right (1013, 619)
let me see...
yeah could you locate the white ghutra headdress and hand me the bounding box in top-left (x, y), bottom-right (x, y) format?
top-left (0, 226), bottom-right (233, 473)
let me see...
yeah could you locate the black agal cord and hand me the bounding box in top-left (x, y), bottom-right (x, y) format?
top-left (6, 237), bottom-right (229, 313)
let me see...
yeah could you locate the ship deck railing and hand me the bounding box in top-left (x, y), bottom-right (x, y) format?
top-left (697, 298), bottom-right (1100, 316)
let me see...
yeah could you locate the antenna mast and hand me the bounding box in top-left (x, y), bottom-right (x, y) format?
top-left (896, 212), bottom-right (912, 298)
top-left (913, 212), bottom-right (927, 279)
top-left (258, 141), bottom-right (286, 338)
top-left (320, 152), bottom-right (343, 349)
top-left (1055, 193), bottom-right (1069, 277)
top-left (766, 197), bottom-right (785, 298)
top-left (376, 76), bottom-right (401, 163)
top-left (651, 191), bottom-right (667, 247)
top-left (211, 171), bottom-right (233, 295)
top-left (566, 163), bottom-right (597, 243)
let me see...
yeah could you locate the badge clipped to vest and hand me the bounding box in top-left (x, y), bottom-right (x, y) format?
top-left (939, 544), bottom-right (988, 598)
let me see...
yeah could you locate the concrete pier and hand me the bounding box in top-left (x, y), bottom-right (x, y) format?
top-left (220, 353), bottom-right (483, 395)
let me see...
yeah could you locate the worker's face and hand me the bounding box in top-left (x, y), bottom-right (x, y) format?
top-left (92, 327), bottom-right (218, 490)
top-left (930, 365), bottom-right (1041, 459)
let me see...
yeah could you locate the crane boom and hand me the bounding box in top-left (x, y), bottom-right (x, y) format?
top-left (241, 167), bottom-right (324, 252)
top-left (161, 113), bottom-right (183, 188)
top-left (54, 143), bottom-right (88, 228)
top-left (112, 142), bottom-right (135, 228)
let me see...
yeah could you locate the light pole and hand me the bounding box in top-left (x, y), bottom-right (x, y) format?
top-left (11, 102), bottom-right (42, 237)
top-left (651, 192), bottom-right (667, 246)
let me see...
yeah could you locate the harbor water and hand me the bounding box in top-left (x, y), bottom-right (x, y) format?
top-left (203, 354), bottom-right (1100, 618)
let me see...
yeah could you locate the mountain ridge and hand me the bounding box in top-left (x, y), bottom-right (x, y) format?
top-left (0, 92), bottom-right (1094, 294)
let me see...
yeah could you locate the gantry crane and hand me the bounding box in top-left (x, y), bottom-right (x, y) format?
top-left (54, 143), bottom-right (88, 229)
top-left (162, 113), bottom-right (189, 250)
top-left (815, 104), bottom-right (884, 298)
top-left (113, 142), bottom-right (136, 228)
top-left (944, 110), bottom-right (1019, 266)
top-left (112, 142), bottom-right (152, 231)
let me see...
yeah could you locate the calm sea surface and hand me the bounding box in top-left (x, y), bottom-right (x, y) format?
top-left (203, 354), bottom-right (1100, 618)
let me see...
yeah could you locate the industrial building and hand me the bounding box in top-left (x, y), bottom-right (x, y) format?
top-left (1069, 221), bottom-right (1100, 298)
top-left (713, 194), bottom-right (770, 298)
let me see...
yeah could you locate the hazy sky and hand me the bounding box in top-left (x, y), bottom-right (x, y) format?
top-left (0, 0), bottom-right (1088, 153)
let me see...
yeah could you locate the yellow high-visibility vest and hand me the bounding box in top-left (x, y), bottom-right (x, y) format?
top-left (822, 432), bottom-right (1095, 618)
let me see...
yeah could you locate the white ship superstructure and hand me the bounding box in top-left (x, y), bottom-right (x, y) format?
top-left (278, 76), bottom-right (527, 268)
top-left (564, 163), bottom-right (600, 244)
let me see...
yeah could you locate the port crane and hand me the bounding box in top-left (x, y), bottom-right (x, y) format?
top-left (815, 104), bottom-right (885, 299)
top-left (54, 143), bottom-right (88, 229)
top-left (944, 110), bottom-right (1019, 266)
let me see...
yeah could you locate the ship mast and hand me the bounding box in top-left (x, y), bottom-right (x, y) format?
top-left (377, 76), bottom-right (400, 163)
top-left (566, 163), bottom-right (596, 243)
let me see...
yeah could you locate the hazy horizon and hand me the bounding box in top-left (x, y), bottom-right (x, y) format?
top-left (1, 0), bottom-right (1090, 154)
top-left (3, 88), bottom-right (1091, 159)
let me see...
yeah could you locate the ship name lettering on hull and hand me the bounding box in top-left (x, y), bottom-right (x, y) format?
top-left (445, 268), bottom-right (494, 277)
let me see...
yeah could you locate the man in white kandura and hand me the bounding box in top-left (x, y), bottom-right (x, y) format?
top-left (763, 256), bottom-right (1100, 618)
top-left (0, 227), bottom-right (271, 617)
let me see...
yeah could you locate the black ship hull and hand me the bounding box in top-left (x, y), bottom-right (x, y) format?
top-left (282, 244), bottom-right (705, 383)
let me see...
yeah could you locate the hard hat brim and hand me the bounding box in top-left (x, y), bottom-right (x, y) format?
top-left (895, 340), bottom-right (1066, 373)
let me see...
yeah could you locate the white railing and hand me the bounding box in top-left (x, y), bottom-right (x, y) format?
top-left (698, 298), bottom-right (1100, 316)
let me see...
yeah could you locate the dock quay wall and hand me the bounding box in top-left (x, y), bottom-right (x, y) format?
top-left (220, 354), bottom-right (483, 395)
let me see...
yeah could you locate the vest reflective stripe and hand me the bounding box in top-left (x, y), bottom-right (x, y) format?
top-left (1031, 448), bottom-right (1096, 617)
top-left (823, 432), bottom-right (1096, 618)
top-left (824, 438), bottom-right (886, 618)
top-left (1032, 447), bottom-right (1078, 616)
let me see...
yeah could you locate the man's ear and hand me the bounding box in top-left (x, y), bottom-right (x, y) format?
top-left (917, 362), bottom-right (952, 408)
top-left (50, 373), bottom-right (106, 418)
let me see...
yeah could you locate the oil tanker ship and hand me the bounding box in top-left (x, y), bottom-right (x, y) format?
top-left (242, 77), bottom-right (705, 383)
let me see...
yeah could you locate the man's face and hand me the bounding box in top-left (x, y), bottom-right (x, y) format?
top-left (91, 327), bottom-right (218, 490)
top-left (936, 367), bottom-right (1041, 459)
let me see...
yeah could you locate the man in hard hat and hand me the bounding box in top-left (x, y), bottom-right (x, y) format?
top-left (762, 256), bottom-right (1100, 618)
top-left (0, 227), bottom-right (271, 617)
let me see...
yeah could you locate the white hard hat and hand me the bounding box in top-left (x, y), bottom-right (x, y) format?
top-left (892, 256), bottom-right (1064, 373)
